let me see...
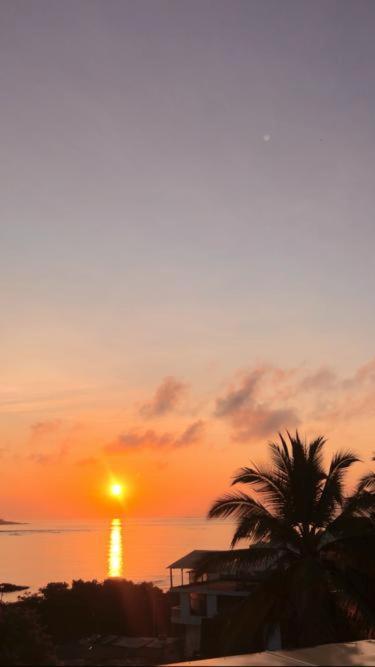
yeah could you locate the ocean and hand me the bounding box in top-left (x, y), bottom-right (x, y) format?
top-left (0, 517), bottom-right (235, 600)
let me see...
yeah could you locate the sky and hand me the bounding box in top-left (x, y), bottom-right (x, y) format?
top-left (1, 0), bottom-right (375, 518)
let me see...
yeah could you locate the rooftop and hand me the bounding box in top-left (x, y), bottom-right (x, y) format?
top-left (165, 640), bottom-right (375, 666)
top-left (167, 550), bottom-right (229, 570)
top-left (170, 579), bottom-right (254, 594)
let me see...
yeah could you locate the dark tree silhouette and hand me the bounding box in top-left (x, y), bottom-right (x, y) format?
top-left (17, 578), bottom-right (173, 643)
top-left (203, 431), bottom-right (375, 652)
top-left (0, 605), bottom-right (56, 665)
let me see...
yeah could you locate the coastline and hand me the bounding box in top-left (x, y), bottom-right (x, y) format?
top-left (0, 519), bottom-right (27, 526)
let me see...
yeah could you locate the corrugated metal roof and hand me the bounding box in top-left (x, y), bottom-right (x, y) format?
top-left (167, 550), bottom-right (228, 570)
top-left (167, 545), bottom-right (279, 571)
top-left (166, 640), bottom-right (375, 666)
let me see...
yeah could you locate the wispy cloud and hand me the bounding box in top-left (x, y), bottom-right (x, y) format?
top-left (28, 442), bottom-right (70, 465)
top-left (76, 457), bottom-right (98, 467)
top-left (105, 420), bottom-right (205, 454)
top-left (27, 420), bottom-right (81, 465)
top-left (214, 359), bottom-right (375, 442)
top-left (0, 386), bottom-right (96, 415)
top-left (108, 429), bottom-right (173, 452)
top-left (30, 420), bottom-right (62, 437)
top-left (176, 420), bottom-right (205, 446)
top-left (214, 367), bottom-right (299, 441)
top-left (298, 367), bottom-right (337, 392)
top-left (140, 376), bottom-right (187, 418)
top-left (215, 368), bottom-right (266, 418)
top-left (28, 452), bottom-right (53, 465)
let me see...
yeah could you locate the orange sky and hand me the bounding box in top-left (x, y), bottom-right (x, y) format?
top-left (2, 362), bottom-right (375, 519)
top-left (2, 1), bottom-right (375, 520)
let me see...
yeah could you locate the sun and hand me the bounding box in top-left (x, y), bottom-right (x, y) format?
top-left (109, 483), bottom-right (124, 498)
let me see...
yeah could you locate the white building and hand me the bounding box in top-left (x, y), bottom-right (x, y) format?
top-left (167, 550), bottom-right (258, 659)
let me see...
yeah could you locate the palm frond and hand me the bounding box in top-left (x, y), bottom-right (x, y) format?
top-left (231, 464), bottom-right (287, 515)
top-left (355, 471), bottom-right (375, 495)
top-left (321, 532), bottom-right (375, 577)
top-left (194, 545), bottom-right (292, 579)
top-left (314, 450), bottom-right (360, 527)
top-left (230, 514), bottom-right (299, 548)
top-left (205, 430), bottom-right (375, 649)
top-left (280, 432), bottom-right (326, 529)
top-left (324, 514), bottom-right (375, 545)
top-left (326, 566), bottom-right (375, 637)
top-left (208, 491), bottom-right (272, 521)
top-left (207, 491), bottom-right (298, 546)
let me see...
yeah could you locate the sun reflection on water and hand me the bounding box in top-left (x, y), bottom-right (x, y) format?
top-left (108, 518), bottom-right (123, 578)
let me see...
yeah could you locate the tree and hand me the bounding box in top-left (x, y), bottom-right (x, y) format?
top-left (0, 605), bottom-right (56, 665)
top-left (202, 431), bottom-right (375, 653)
top-left (19, 578), bottom-right (172, 642)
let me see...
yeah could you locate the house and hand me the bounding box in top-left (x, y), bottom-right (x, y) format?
top-left (167, 550), bottom-right (263, 659)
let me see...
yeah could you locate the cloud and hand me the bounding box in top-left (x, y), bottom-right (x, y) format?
top-left (105, 420), bottom-right (205, 455)
top-left (299, 368), bottom-right (337, 392)
top-left (214, 368), bottom-right (299, 441)
top-left (108, 430), bottom-right (173, 452)
top-left (30, 420), bottom-right (62, 437)
top-left (28, 442), bottom-right (70, 465)
top-left (76, 457), bottom-right (98, 467)
top-left (0, 386), bottom-right (95, 415)
top-left (343, 359), bottom-right (375, 390)
top-left (230, 406), bottom-right (299, 442)
top-left (176, 420), bottom-right (205, 446)
top-left (214, 358), bottom-right (375, 442)
top-left (28, 421), bottom-right (79, 464)
top-left (140, 377), bottom-right (187, 417)
top-left (28, 453), bottom-right (52, 465)
top-left (214, 369), bottom-right (266, 418)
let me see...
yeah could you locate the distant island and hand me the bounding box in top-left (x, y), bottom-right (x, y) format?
top-left (0, 518), bottom-right (26, 525)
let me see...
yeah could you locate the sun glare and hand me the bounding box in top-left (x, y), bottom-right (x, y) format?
top-left (108, 518), bottom-right (123, 578)
top-left (110, 483), bottom-right (124, 498)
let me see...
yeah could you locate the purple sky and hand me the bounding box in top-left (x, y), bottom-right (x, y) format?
top-left (2, 0), bottom-right (375, 517)
top-left (1, 0), bottom-right (375, 408)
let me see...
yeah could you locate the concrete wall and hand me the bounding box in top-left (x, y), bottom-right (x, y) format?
top-left (184, 624), bottom-right (201, 658)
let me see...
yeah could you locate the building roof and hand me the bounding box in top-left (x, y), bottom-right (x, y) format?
top-left (167, 550), bottom-right (240, 570)
top-left (168, 545), bottom-right (277, 572)
top-left (166, 640), bottom-right (375, 666)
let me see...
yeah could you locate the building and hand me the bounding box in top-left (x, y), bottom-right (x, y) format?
top-left (167, 550), bottom-right (263, 659)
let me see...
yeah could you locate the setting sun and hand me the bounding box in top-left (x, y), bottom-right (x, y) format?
top-left (110, 483), bottom-right (124, 498)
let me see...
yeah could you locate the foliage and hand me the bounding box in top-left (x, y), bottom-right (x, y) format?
top-left (17, 578), bottom-right (173, 643)
top-left (202, 431), bottom-right (375, 653)
top-left (0, 604), bottom-right (56, 665)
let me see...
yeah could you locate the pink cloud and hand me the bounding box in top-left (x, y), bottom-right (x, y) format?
top-left (140, 376), bottom-right (187, 417)
top-left (105, 420), bottom-right (205, 454)
top-left (176, 420), bottom-right (205, 446)
top-left (214, 368), bottom-right (299, 441)
top-left (299, 367), bottom-right (337, 392)
top-left (76, 457), bottom-right (99, 467)
top-left (30, 420), bottom-right (62, 437)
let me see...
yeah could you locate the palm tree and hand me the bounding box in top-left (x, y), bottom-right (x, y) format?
top-left (202, 432), bottom-right (375, 652)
